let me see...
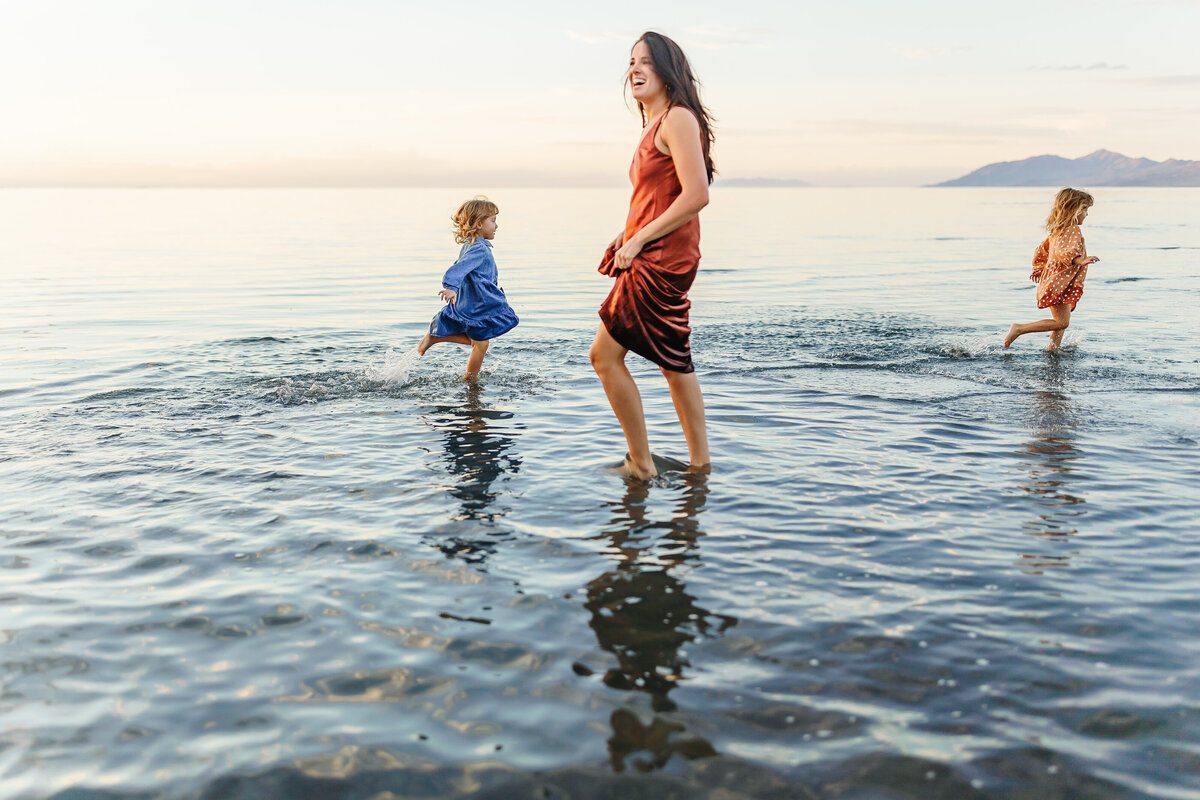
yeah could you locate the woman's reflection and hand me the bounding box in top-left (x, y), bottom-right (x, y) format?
top-left (580, 472), bottom-right (736, 772)
top-left (424, 382), bottom-right (522, 565)
top-left (1018, 359), bottom-right (1085, 573)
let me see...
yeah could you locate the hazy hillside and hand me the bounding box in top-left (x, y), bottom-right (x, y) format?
top-left (935, 150), bottom-right (1200, 186)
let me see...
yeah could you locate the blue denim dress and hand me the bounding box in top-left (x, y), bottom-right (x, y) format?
top-left (429, 239), bottom-right (519, 341)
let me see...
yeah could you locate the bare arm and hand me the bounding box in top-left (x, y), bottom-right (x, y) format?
top-left (1073, 237), bottom-right (1098, 266)
top-left (614, 107), bottom-right (709, 269)
top-left (1058, 226), bottom-right (1098, 268)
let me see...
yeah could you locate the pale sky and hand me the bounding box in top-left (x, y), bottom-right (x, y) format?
top-left (1, 0), bottom-right (1197, 186)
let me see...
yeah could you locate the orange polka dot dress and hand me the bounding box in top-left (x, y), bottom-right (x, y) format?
top-left (1030, 224), bottom-right (1088, 310)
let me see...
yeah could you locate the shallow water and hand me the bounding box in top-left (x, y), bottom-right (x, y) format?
top-left (1, 188), bottom-right (1198, 799)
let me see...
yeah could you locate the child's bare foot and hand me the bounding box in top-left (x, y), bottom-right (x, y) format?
top-left (1003, 324), bottom-right (1020, 349)
top-left (417, 333), bottom-right (432, 355)
top-left (685, 462), bottom-right (711, 475)
top-left (1044, 343), bottom-right (1058, 353)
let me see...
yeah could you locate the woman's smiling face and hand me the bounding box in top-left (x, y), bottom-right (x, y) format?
top-left (628, 40), bottom-right (664, 104)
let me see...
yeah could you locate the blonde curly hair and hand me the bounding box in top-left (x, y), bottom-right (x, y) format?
top-left (452, 196), bottom-right (499, 244)
top-left (1045, 188), bottom-right (1093, 235)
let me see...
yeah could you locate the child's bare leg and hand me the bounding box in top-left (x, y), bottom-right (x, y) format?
top-left (418, 332), bottom-right (471, 355)
top-left (589, 325), bottom-right (656, 479)
top-left (661, 368), bottom-right (710, 471)
top-left (1004, 304), bottom-right (1070, 349)
top-left (1046, 304), bottom-right (1070, 351)
top-left (464, 339), bottom-right (489, 379)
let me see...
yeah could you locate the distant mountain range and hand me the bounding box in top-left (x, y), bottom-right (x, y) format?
top-left (935, 149), bottom-right (1200, 186)
top-left (715, 177), bottom-right (811, 187)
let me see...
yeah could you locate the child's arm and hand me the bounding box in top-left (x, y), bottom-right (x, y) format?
top-left (1053, 226), bottom-right (1098, 270)
top-left (1030, 238), bottom-right (1049, 281)
top-left (439, 242), bottom-right (487, 303)
top-left (1072, 237), bottom-right (1099, 266)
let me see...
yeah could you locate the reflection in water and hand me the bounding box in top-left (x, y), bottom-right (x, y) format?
top-left (1018, 360), bottom-right (1085, 573)
top-left (581, 474), bottom-right (737, 773)
top-left (424, 383), bottom-right (522, 564)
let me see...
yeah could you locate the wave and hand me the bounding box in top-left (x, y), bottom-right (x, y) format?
top-left (44, 743), bottom-right (1142, 800)
top-left (219, 336), bottom-right (291, 345)
top-left (74, 387), bottom-right (166, 404)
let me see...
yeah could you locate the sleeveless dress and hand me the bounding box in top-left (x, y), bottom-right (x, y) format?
top-left (598, 110), bottom-right (702, 374)
top-left (1030, 224), bottom-right (1088, 310)
top-left (430, 238), bottom-right (519, 341)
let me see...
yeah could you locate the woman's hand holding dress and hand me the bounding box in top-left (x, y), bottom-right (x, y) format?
top-left (613, 238), bottom-right (643, 271)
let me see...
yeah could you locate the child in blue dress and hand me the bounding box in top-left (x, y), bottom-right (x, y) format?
top-left (418, 197), bottom-right (519, 379)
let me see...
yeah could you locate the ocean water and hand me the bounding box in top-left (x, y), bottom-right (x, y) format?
top-left (1, 187), bottom-right (1198, 799)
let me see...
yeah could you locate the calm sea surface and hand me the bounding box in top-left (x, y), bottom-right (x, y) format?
top-left (2, 188), bottom-right (1198, 799)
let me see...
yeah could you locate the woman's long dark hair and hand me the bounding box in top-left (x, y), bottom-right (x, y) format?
top-left (629, 31), bottom-right (716, 185)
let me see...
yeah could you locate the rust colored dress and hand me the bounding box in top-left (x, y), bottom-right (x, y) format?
top-left (1031, 224), bottom-right (1088, 310)
top-left (598, 110), bottom-right (702, 373)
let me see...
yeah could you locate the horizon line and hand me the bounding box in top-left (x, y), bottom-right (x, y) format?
top-left (2, 183), bottom-right (1194, 190)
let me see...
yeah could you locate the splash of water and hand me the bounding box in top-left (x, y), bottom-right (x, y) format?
top-left (368, 346), bottom-right (421, 384)
top-left (941, 336), bottom-right (999, 358)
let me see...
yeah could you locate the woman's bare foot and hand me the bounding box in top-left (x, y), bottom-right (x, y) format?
top-left (1044, 342), bottom-right (1058, 353)
top-left (1003, 324), bottom-right (1020, 349)
top-left (417, 333), bottom-right (432, 355)
top-left (617, 454), bottom-right (657, 480)
top-left (685, 462), bottom-right (711, 475)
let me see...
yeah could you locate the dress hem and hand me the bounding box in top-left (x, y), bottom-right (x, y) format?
top-left (598, 309), bottom-right (695, 375)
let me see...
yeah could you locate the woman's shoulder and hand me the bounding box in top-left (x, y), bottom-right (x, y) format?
top-left (663, 105), bottom-right (701, 131)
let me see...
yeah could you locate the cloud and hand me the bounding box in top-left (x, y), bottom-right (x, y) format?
top-left (566, 30), bottom-right (637, 45)
top-left (738, 118), bottom-right (1074, 144)
top-left (567, 25), bottom-right (772, 50)
top-left (1033, 62), bottom-right (1129, 71)
top-left (1112, 74), bottom-right (1200, 87)
top-left (0, 151), bottom-right (620, 188)
top-left (891, 45), bottom-right (968, 60)
top-left (678, 25), bottom-right (774, 49)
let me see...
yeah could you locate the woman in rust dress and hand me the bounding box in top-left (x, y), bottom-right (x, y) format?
top-left (589, 31), bottom-right (716, 480)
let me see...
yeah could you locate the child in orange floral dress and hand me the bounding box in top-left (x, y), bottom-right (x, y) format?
top-left (1004, 188), bottom-right (1100, 351)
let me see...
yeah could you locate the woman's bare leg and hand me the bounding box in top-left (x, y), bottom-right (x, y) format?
top-left (419, 332), bottom-right (471, 355)
top-left (589, 325), bottom-right (656, 479)
top-left (464, 339), bottom-right (489, 379)
top-left (661, 368), bottom-right (710, 471)
top-left (1004, 304), bottom-right (1070, 349)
